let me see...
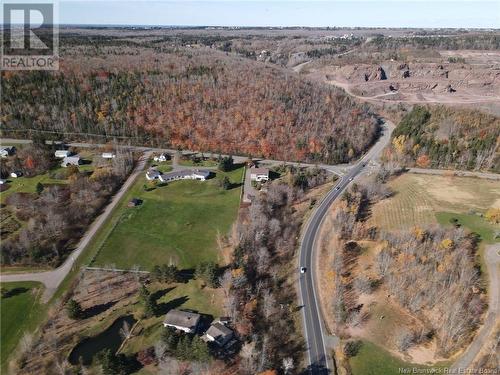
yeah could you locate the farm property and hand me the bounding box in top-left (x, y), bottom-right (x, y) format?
top-left (91, 166), bottom-right (244, 270)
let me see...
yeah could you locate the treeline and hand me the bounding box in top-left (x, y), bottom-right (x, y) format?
top-left (325, 176), bottom-right (483, 360)
top-left (386, 106), bottom-right (499, 172)
top-left (1, 48), bottom-right (379, 164)
top-left (1, 148), bottom-right (135, 266)
top-left (221, 169), bottom-right (328, 373)
top-left (367, 34), bottom-right (500, 50)
top-left (378, 227), bottom-right (482, 355)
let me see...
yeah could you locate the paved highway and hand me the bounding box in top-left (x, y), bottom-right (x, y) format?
top-left (298, 120), bottom-right (394, 374)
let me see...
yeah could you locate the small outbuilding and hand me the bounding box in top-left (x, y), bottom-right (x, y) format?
top-left (102, 152), bottom-right (116, 159)
top-left (0, 179), bottom-right (6, 185)
top-left (205, 322), bottom-right (234, 347)
top-left (10, 171), bottom-right (22, 178)
top-left (163, 309), bottom-right (201, 333)
top-left (128, 198), bottom-right (142, 207)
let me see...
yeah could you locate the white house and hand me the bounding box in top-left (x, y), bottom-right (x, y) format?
top-left (102, 152), bottom-right (116, 159)
top-left (0, 179), bottom-right (6, 185)
top-left (163, 310), bottom-right (201, 333)
top-left (205, 322), bottom-right (233, 347)
top-left (54, 150), bottom-right (71, 158)
top-left (191, 169), bottom-right (211, 181)
top-left (61, 155), bottom-right (81, 167)
top-left (153, 153), bottom-right (169, 162)
top-left (250, 167), bottom-right (269, 182)
top-left (158, 169), bottom-right (211, 183)
top-left (10, 171), bottom-right (22, 178)
top-left (0, 146), bottom-right (15, 158)
top-left (146, 169), bottom-right (161, 181)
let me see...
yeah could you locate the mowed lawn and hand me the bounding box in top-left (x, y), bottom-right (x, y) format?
top-left (92, 167), bottom-right (243, 270)
top-left (349, 340), bottom-right (449, 375)
top-left (369, 173), bottom-right (500, 232)
top-left (0, 281), bottom-right (45, 372)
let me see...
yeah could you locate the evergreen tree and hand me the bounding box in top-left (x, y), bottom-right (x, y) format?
top-left (66, 299), bottom-right (83, 319)
top-left (36, 182), bottom-right (44, 195)
top-left (195, 261), bottom-right (218, 287)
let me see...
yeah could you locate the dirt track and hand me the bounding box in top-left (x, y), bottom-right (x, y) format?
top-left (451, 244), bottom-right (500, 371)
top-left (0, 151), bottom-right (152, 301)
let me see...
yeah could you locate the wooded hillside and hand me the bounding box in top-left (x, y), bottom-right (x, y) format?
top-left (386, 106), bottom-right (499, 172)
top-left (1, 46), bottom-right (379, 164)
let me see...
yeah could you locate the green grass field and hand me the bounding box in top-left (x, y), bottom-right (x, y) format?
top-left (370, 174), bottom-right (500, 231)
top-left (0, 281), bottom-right (46, 372)
top-left (437, 212), bottom-right (499, 244)
top-left (349, 340), bottom-right (448, 375)
top-left (92, 167), bottom-right (243, 270)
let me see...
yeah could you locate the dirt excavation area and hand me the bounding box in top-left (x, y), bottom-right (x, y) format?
top-left (302, 50), bottom-right (500, 106)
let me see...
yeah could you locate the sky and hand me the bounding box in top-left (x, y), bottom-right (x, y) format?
top-left (53, 1), bottom-right (500, 28)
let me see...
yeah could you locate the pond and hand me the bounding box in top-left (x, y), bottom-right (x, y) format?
top-left (68, 315), bottom-right (136, 366)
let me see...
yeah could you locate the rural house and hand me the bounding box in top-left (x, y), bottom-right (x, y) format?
top-left (10, 171), bottom-right (22, 178)
top-left (146, 169), bottom-right (161, 181)
top-left (205, 322), bottom-right (234, 347)
top-left (61, 155), bottom-right (81, 167)
top-left (153, 153), bottom-right (169, 162)
top-left (102, 152), bottom-right (116, 159)
top-left (163, 310), bottom-right (201, 333)
top-left (250, 167), bottom-right (269, 182)
top-left (54, 150), bottom-right (71, 158)
top-left (148, 169), bottom-right (212, 182)
top-left (159, 169), bottom-right (211, 182)
top-left (0, 146), bottom-right (16, 158)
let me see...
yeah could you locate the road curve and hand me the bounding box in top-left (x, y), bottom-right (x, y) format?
top-left (298, 120), bottom-right (394, 374)
top-left (0, 151), bottom-right (152, 301)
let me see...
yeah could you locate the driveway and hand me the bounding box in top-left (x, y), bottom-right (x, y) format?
top-left (450, 243), bottom-right (500, 371)
top-left (0, 151), bottom-right (152, 301)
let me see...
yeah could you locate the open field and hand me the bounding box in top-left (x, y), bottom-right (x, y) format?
top-left (369, 173), bottom-right (500, 235)
top-left (437, 212), bottom-right (499, 244)
top-left (0, 281), bottom-right (45, 372)
top-left (349, 340), bottom-right (449, 375)
top-left (91, 166), bottom-right (244, 270)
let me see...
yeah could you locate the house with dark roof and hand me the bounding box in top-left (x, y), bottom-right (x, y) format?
top-left (163, 310), bottom-right (201, 333)
top-left (205, 322), bottom-right (234, 347)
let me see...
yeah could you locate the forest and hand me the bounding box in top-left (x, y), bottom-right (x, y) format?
top-left (325, 175), bottom-right (483, 363)
top-left (386, 106), bottom-right (499, 172)
top-left (1, 43), bottom-right (379, 165)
